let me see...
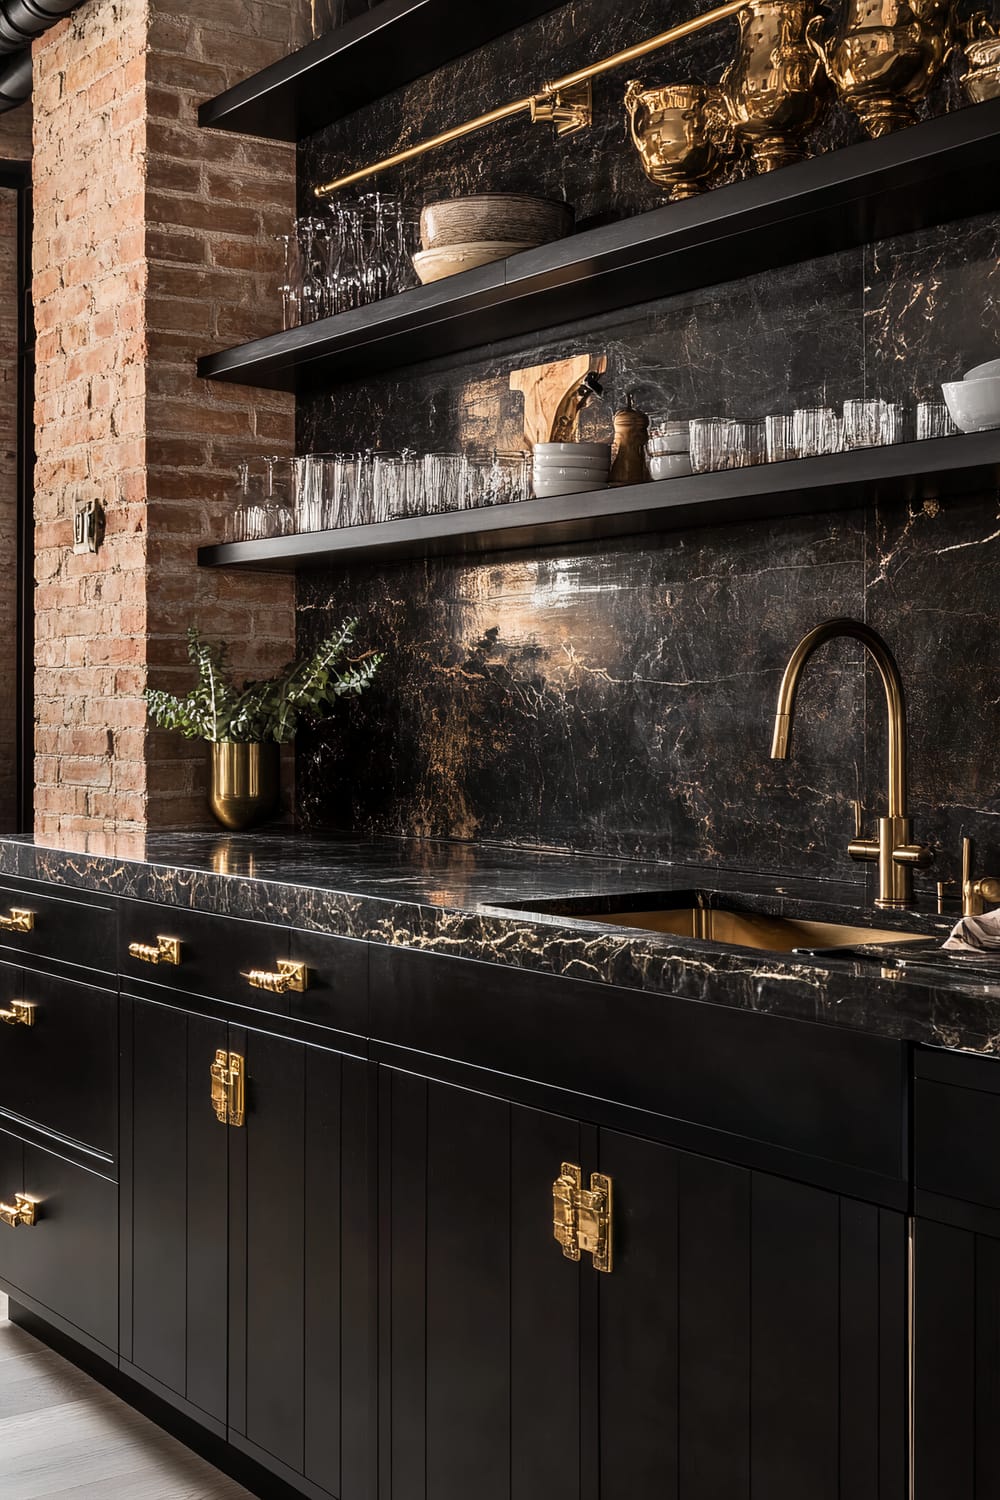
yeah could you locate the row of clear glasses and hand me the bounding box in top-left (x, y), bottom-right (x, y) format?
top-left (686, 398), bottom-right (958, 475)
top-left (278, 195), bottom-right (420, 329)
top-left (225, 450), bottom-right (532, 542)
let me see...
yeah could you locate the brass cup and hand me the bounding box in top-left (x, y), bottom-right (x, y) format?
top-left (721, 0), bottom-right (831, 172)
top-left (810, 0), bottom-right (954, 137)
top-left (963, 23), bottom-right (1000, 102)
top-left (625, 80), bottom-right (729, 201)
top-left (208, 743), bottom-right (279, 832)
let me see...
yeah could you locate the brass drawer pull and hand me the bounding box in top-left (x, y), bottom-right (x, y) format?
top-left (553, 1163), bottom-right (613, 1273)
top-left (0, 1193), bottom-right (38, 1228)
top-left (210, 1050), bottom-right (245, 1128)
top-left (0, 1000), bottom-right (33, 1027)
top-left (241, 959), bottom-right (308, 995)
top-left (128, 936), bottom-right (182, 966)
top-left (0, 908), bottom-right (34, 934)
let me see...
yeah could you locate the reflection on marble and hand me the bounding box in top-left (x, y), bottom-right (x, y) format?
top-left (293, 0), bottom-right (1000, 887)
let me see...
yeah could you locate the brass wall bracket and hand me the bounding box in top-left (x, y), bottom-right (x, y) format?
top-left (211, 1050), bottom-right (245, 1128)
top-left (0, 908), bottom-right (34, 934)
top-left (0, 1193), bottom-right (38, 1228)
top-left (0, 1000), bottom-right (34, 1027)
top-left (128, 936), bottom-right (182, 966)
top-left (241, 959), bottom-right (308, 995)
top-left (553, 1162), bottom-right (613, 1273)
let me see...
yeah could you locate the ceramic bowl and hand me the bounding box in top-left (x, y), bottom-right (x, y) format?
top-left (646, 432), bottom-right (691, 456)
top-left (533, 475), bottom-right (609, 497)
top-left (965, 357), bottom-right (1000, 382)
top-left (533, 452), bottom-right (611, 470)
top-left (648, 452), bottom-right (694, 480)
top-left (532, 442), bottom-right (612, 462)
top-left (942, 376), bottom-right (1000, 433)
top-left (412, 241), bottom-right (537, 285)
top-left (420, 194), bottom-right (573, 252)
top-left (533, 464), bottom-right (610, 484)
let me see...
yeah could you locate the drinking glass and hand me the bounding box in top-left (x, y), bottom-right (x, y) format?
top-left (792, 406), bottom-right (842, 458)
top-left (915, 399), bottom-right (958, 441)
top-left (296, 217), bottom-right (330, 325)
top-left (277, 233), bottom-right (302, 331)
top-left (423, 453), bottom-right (468, 513)
top-left (725, 418), bottom-right (766, 468)
top-left (689, 417), bottom-right (729, 474)
top-left (842, 399), bottom-right (907, 450)
top-left (765, 413), bottom-right (795, 463)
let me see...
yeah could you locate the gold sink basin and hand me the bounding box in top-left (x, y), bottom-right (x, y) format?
top-left (579, 906), bottom-right (929, 954)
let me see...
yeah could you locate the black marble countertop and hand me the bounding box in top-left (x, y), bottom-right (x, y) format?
top-left (1, 831), bottom-right (997, 1057)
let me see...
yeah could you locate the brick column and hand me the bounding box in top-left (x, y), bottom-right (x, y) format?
top-left (32, 1), bottom-right (299, 846)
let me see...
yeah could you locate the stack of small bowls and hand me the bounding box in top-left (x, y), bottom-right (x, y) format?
top-left (646, 417), bottom-right (693, 479)
top-left (532, 442), bottom-right (611, 498)
top-left (942, 357), bottom-right (1000, 433)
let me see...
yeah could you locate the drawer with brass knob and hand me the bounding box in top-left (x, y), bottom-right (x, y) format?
top-left (0, 881), bottom-right (114, 977)
top-left (0, 964), bottom-right (116, 1160)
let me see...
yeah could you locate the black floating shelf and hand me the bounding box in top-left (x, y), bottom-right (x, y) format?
top-left (198, 100), bottom-right (1000, 394)
top-left (198, 431), bottom-right (1000, 572)
top-left (198, 0), bottom-right (568, 141)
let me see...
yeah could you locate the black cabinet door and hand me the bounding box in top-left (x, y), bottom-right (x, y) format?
top-left (377, 1066), bottom-right (589, 1500)
top-left (228, 1025), bottom-right (375, 1500)
top-left (125, 996), bottom-right (229, 1427)
top-left (913, 1216), bottom-right (1000, 1500)
top-left (597, 1127), bottom-right (909, 1500)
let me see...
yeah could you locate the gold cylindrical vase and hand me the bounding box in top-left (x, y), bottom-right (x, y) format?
top-left (209, 743), bottom-right (279, 831)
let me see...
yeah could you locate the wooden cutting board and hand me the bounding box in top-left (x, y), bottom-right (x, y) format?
top-left (510, 353), bottom-right (608, 447)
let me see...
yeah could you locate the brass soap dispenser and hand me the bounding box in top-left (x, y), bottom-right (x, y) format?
top-left (610, 392), bottom-right (650, 487)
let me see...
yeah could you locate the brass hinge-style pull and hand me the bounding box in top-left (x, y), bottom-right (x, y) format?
top-left (553, 1162), bottom-right (613, 1273)
top-left (210, 1049), bottom-right (245, 1128)
top-left (0, 1193), bottom-right (38, 1228)
top-left (0, 907), bottom-right (34, 934)
top-left (128, 935), bottom-right (182, 966)
top-left (240, 959), bottom-right (308, 995)
top-left (0, 1000), bottom-right (33, 1027)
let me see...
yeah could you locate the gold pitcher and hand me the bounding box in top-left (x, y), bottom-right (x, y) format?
top-left (962, 10), bottom-right (1000, 102)
top-left (721, 0), bottom-right (831, 172)
top-left (625, 80), bottom-right (730, 200)
top-left (209, 742), bottom-right (279, 831)
top-left (809, 0), bottom-right (955, 137)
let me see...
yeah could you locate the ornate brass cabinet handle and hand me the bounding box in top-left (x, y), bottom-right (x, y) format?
top-left (0, 1193), bottom-right (38, 1228)
top-left (128, 936), bottom-right (182, 966)
top-left (0, 908), bottom-right (34, 934)
top-left (241, 960), bottom-right (308, 994)
top-left (553, 1163), bottom-right (613, 1273)
top-left (210, 1050), bottom-right (245, 1128)
top-left (0, 1000), bottom-right (33, 1027)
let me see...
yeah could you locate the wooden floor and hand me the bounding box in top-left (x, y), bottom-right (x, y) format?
top-left (0, 1293), bottom-right (254, 1498)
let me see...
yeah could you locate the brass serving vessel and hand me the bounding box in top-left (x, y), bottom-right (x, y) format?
top-left (962, 10), bottom-right (1000, 102)
top-left (625, 80), bottom-right (730, 200)
top-left (209, 742), bottom-right (279, 832)
top-left (809, 0), bottom-right (955, 137)
top-left (721, 0), bottom-right (831, 171)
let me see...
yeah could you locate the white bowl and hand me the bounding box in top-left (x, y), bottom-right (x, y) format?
top-left (533, 464), bottom-right (609, 484)
top-left (533, 454), bottom-right (610, 472)
top-left (965, 357), bottom-right (1000, 382)
top-left (533, 476), bottom-right (608, 497)
top-left (648, 453), bottom-right (693, 480)
top-left (532, 442), bottom-right (611, 461)
top-left (646, 432), bottom-right (691, 455)
top-left (942, 375), bottom-right (1000, 433)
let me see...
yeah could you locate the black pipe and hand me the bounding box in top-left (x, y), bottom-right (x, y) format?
top-left (0, 47), bottom-right (30, 109)
top-left (0, 0), bottom-right (85, 111)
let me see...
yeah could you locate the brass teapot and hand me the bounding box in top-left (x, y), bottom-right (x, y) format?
top-left (962, 10), bottom-right (1000, 102)
top-left (625, 80), bottom-right (730, 200)
top-left (721, 0), bottom-right (831, 172)
top-left (809, 0), bottom-right (955, 137)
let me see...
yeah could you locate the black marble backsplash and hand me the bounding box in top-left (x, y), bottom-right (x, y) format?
top-left (294, 0), bottom-right (1000, 891)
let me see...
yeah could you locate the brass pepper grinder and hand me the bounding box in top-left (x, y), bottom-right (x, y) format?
top-left (610, 393), bottom-right (649, 487)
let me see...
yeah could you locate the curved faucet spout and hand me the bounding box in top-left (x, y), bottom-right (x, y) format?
top-left (770, 617), bottom-right (907, 819)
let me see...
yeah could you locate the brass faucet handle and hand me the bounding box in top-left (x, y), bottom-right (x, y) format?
top-left (962, 836), bottom-right (1000, 917)
top-left (851, 799), bottom-right (864, 839)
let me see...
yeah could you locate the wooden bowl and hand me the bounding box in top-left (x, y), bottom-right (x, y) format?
top-left (412, 240), bottom-right (536, 285)
top-left (420, 194), bottom-right (573, 253)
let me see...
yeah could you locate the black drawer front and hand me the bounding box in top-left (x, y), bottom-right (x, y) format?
top-left (915, 1051), bottom-right (1000, 1211)
top-left (0, 880), bottom-right (115, 976)
top-left (120, 900), bottom-right (292, 1013)
top-left (0, 1127), bottom-right (117, 1354)
top-left (284, 927), bottom-right (368, 1038)
top-left (0, 964), bottom-right (116, 1158)
top-left (371, 947), bottom-right (908, 1187)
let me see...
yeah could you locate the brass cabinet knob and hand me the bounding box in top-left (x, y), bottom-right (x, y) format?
top-left (241, 959), bottom-right (308, 995)
top-left (128, 936), bottom-right (182, 966)
top-left (210, 1050), bottom-right (245, 1128)
top-left (0, 1000), bottom-right (33, 1027)
top-left (552, 1163), bottom-right (613, 1273)
top-left (0, 1193), bottom-right (38, 1228)
top-left (0, 908), bottom-right (34, 934)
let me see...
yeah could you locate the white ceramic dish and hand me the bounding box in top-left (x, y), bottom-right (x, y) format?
top-left (533, 450), bottom-right (610, 468)
top-left (646, 432), bottom-right (691, 455)
top-left (412, 241), bottom-right (537, 284)
top-left (532, 442), bottom-right (612, 461)
top-left (533, 464), bottom-right (609, 484)
top-left (942, 375), bottom-right (1000, 433)
top-left (533, 476), bottom-right (608, 497)
top-left (965, 357), bottom-right (1000, 382)
top-left (648, 453), bottom-right (694, 480)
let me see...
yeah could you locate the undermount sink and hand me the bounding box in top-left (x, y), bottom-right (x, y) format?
top-left (568, 906), bottom-right (930, 955)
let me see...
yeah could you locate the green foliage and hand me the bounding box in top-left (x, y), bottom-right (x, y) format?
top-left (145, 621), bottom-right (382, 745)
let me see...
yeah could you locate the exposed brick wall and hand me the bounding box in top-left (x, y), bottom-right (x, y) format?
top-left (0, 185), bottom-right (20, 831)
top-left (31, 0), bottom-right (299, 845)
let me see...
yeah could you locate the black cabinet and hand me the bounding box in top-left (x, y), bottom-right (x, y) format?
top-left (377, 1064), bottom-right (909, 1500)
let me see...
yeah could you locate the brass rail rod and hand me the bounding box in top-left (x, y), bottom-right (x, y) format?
top-left (314, 0), bottom-right (749, 198)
